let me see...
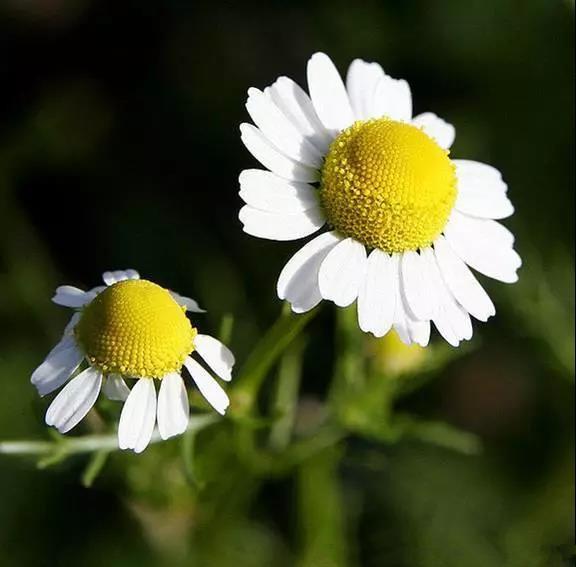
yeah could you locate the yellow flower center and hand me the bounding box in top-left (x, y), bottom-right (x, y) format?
top-left (75, 280), bottom-right (196, 378)
top-left (320, 118), bottom-right (457, 253)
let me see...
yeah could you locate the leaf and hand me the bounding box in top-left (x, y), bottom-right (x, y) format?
top-left (81, 449), bottom-right (110, 487)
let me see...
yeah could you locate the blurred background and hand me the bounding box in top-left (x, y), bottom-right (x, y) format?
top-left (0, 0), bottom-right (574, 566)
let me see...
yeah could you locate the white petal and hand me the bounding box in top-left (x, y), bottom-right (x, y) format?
top-left (31, 336), bottom-right (84, 396)
top-left (63, 312), bottom-right (81, 335)
top-left (184, 357), bottom-right (230, 415)
top-left (240, 123), bottom-right (319, 183)
top-left (395, 313), bottom-right (431, 348)
top-left (318, 237), bottom-right (367, 307)
top-left (454, 160), bottom-right (507, 190)
top-left (357, 249), bottom-right (395, 337)
top-left (409, 319), bottom-right (431, 347)
top-left (346, 59), bottom-right (386, 120)
top-left (412, 112), bottom-right (455, 149)
top-left (446, 209), bottom-right (515, 247)
top-left (118, 378), bottom-right (157, 453)
top-left (277, 231), bottom-right (341, 313)
top-left (169, 291), bottom-right (206, 313)
top-left (246, 88), bottom-right (323, 168)
top-left (421, 248), bottom-right (473, 346)
top-left (194, 334), bottom-right (235, 382)
top-left (307, 52), bottom-right (354, 134)
top-left (239, 169), bottom-right (319, 213)
top-left (239, 205), bottom-right (325, 241)
top-left (266, 76), bottom-right (333, 154)
top-left (371, 74), bottom-right (412, 121)
top-left (157, 372), bottom-right (189, 440)
top-left (401, 250), bottom-right (435, 321)
top-left (454, 160), bottom-right (513, 219)
top-left (444, 212), bottom-right (521, 283)
top-left (102, 269), bottom-right (140, 286)
top-left (434, 235), bottom-right (495, 322)
top-left (85, 286), bottom-right (106, 302)
top-left (45, 367), bottom-right (102, 434)
top-left (393, 255), bottom-right (431, 347)
top-left (52, 285), bottom-right (92, 308)
top-left (102, 374), bottom-right (131, 402)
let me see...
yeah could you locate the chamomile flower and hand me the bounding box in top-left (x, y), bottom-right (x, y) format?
top-left (239, 52), bottom-right (521, 346)
top-left (31, 270), bottom-right (234, 453)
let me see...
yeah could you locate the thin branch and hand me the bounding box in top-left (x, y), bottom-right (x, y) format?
top-left (0, 415), bottom-right (217, 458)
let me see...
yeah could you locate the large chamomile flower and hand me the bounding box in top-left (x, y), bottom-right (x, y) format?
top-left (239, 52), bottom-right (521, 346)
top-left (31, 270), bottom-right (234, 453)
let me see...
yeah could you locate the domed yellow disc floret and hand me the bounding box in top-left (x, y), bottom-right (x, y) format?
top-left (75, 280), bottom-right (196, 378)
top-left (320, 118), bottom-right (457, 253)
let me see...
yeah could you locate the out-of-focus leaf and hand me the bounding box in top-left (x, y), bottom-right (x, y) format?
top-left (507, 247), bottom-right (574, 378)
top-left (81, 449), bottom-right (110, 487)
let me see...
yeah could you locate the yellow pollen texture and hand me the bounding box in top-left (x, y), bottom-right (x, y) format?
top-left (75, 280), bottom-right (196, 379)
top-left (320, 118), bottom-right (457, 253)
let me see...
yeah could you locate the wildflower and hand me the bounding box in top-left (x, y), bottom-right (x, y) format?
top-left (239, 52), bottom-right (520, 346)
top-left (31, 270), bottom-right (234, 453)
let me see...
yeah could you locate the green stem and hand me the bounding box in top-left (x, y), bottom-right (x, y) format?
top-left (218, 313), bottom-right (234, 344)
top-left (231, 304), bottom-right (318, 416)
top-left (81, 450), bottom-right (110, 487)
top-left (297, 446), bottom-right (349, 567)
top-left (237, 422), bottom-right (346, 477)
top-left (0, 415), bottom-right (217, 459)
top-left (0, 440), bottom-right (54, 455)
top-left (181, 422), bottom-right (203, 488)
top-left (269, 337), bottom-right (306, 451)
top-left (328, 307), bottom-right (369, 426)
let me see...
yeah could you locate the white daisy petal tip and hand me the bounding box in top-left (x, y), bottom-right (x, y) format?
top-left (118, 378), bottom-right (157, 453)
top-left (31, 337), bottom-right (84, 397)
top-left (102, 269), bottom-right (140, 287)
top-left (444, 212), bottom-right (521, 284)
top-left (102, 374), bottom-right (131, 402)
top-left (239, 123), bottom-right (320, 183)
top-left (276, 231), bottom-right (341, 313)
top-left (184, 357), bottom-right (230, 416)
top-left (157, 372), bottom-right (190, 440)
top-left (453, 160), bottom-right (514, 220)
top-left (434, 235), bottom-right (496, 322)
top-left (412, 112), bottom-right (456, 149)
top-left (45, 367), bottom-right (103, 434)
top-left (245, 87), bottom-right (323, 168)
top-left (357, 249), bottom-right (395, 338)
top-left (265, 75), bottom-right (333, 153)
top-left (52, 285), bottom-right (92, 308)
top-left (307, 51), bottom-right (354, 133)
top-left (371, 74), bottom-right (413, 122)
top-left (169, 290), bottom-right (206, 313)
top-left (401, 317), bottom-right (432, 348)
top-left (194, 334), bottom-right (235, 382)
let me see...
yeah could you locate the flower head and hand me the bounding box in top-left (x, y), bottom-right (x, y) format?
top-left (239, 52), bottom-right (521, 346)
top-left (31, 270), bottom-right (235, 453)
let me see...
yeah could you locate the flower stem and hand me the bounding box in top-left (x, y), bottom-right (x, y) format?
top-left (0, 415), bottom-right (217, 460)
top-left (269, 336), bottom-right (306, 450)
top-left (231, 304), bottom-right (318, 416)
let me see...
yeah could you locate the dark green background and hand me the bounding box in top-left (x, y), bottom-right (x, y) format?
top-left (0, 1), bottom-right (573, 566)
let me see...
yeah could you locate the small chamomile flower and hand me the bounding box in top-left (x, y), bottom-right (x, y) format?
top-left (239, 52), bottom-right (521, 346)
top-left (31, 270), bottom-right (235, 453)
